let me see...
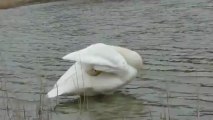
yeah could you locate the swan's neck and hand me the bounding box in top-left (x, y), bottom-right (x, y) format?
top-left (110, 45), bottom-right (143, 71)
top-left (117, 65), bottom-right (138, 82)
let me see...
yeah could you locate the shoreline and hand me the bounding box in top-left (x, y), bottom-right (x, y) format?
top-left (0, 0), bottom-right (57, 9)
top-left (0, 0), bottom-right (31, 9)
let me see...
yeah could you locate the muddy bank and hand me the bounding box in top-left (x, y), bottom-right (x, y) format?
top-left (0, 0), bottom-right (57, 9)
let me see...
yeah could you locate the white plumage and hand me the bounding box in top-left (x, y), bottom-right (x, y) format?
top-left (47, 43), bottom-right (143, 98)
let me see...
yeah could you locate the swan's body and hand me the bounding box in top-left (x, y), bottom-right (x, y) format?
top-left (47, 43), bottom-right (143, 98)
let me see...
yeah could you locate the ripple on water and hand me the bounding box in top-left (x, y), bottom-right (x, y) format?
top-left (0, 0), bottom-right (213, 120)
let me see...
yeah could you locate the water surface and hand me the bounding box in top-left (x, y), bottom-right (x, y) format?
top-left (0, 0), bottom-right (213, 119)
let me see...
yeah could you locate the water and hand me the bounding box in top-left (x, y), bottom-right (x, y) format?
top-left (0, 0), bottom-right (213, 119)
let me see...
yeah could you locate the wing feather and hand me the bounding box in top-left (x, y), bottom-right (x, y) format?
top-left (62, 43), bottom-right (127, 73)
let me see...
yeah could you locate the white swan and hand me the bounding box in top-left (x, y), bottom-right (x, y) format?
top-left (47, 43), bottom-right (143, 98)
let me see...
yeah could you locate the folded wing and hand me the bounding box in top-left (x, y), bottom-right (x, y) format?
top-left (62, 43), bottom-right (128, 73)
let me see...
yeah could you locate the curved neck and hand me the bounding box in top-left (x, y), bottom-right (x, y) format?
top-left (117, 65), bottom-right (138, 82)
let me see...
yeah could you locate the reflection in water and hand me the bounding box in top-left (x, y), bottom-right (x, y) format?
top-left (53, 93), bottom-right (145, 120)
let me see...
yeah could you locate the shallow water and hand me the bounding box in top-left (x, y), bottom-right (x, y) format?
top-left (0, 0), bottom-right (213, 119)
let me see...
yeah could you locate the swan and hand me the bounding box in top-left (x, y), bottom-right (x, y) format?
top-left (47, 43), bottom-right (143, 98)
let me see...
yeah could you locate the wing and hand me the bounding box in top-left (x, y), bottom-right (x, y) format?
top-left (47, 43), bottom-right (129, 98)
top-left (62, 43), bottom-right (127, 73)
top-left (47, 62), bottom-right (91, 98)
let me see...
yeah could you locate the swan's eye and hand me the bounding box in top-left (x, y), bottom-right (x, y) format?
top-left (87, 69), bottom-right (102, 76)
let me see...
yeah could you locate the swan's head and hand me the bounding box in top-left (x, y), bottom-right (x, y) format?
top-left (111, 46), bottom-right (143, 71)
